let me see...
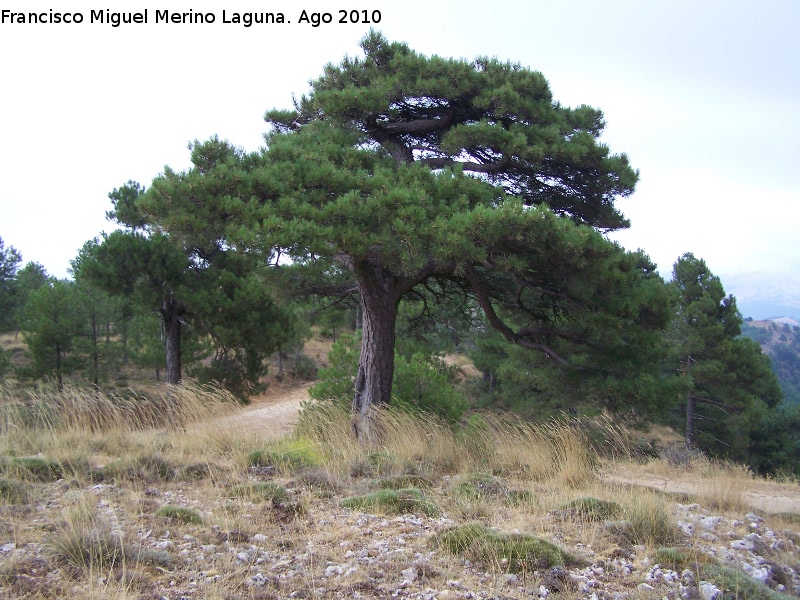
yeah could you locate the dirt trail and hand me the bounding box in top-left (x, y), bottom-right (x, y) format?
top-left (601, 468), bottom-right (800, 515)
top-left (212, 382), bottom-right (311, 437)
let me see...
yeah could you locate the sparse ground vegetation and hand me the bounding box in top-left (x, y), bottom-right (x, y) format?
top-left (0, 380), bottom-right (799, 598)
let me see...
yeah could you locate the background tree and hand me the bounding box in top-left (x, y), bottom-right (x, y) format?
top-left (91, 180), bottom-right (296, 395)
top-left (188, 259), bottom-right (295, 398)
top-left (139, 33), bottom-right (672, 440)
top-left (82, 228), bottom-right (191, 385)
top-left (668, 253), bottom-right (782, 459)
top-left (11, 262), bottom-right (50, 338)
top-left (0, 237), bottom-right (22, 332)
top-left (19, 280), bottom-right (85, 390)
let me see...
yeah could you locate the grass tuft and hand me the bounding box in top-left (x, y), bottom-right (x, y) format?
top-left (560, 497), bottom-right (622, 521)
top-left (230, 481), bottom-right (289, 503)
top-left (341, 488), bottom-right (441, 517)
top-left (2, 456), bottom-right (63, 482)
top-left (376, 474), bottom-right (435, 490)
top-left (247, 438), bottom-right (324, 473)
top-left (620, 491), bottom-right (679, 546)
top-left (154, 505), bottom-right (203, 525)
top-left (699, 563), bottom-right (787, 600)
top-left (0, 476), bottom-right (30, 504)
top-left (434, 522), bottom-right (575, 573)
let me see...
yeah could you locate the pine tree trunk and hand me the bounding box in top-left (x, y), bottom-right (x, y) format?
top-left (685, 390), bottom-right (695, 452)
top-left (91, 310), bottom-right (99, 387)
top-left (351, 261), bottom-right (401, 443)
top-left (276, 349), bottom-right (284, 382)
top-left (161, 292), bottom-right (183, 386)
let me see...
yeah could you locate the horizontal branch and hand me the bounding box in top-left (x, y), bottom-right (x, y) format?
top-left (417, 157), bottom-right (509, 173)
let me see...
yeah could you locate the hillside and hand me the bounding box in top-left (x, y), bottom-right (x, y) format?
top-left (742, 320), bottom-right (800, 404)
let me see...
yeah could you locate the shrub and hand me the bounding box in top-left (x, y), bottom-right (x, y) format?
top-left (0, 477), bottom-right (30, 504)
top-left (434, 523), bottom-right (575, 573)
top-left (699, 564), bottom-right (787, 600)
top-left (155, 505), bottom-right (202, 525)
top-left (560, 497), bottom-right (622, 521)
top-left (3, 456), bottom-right (63, 482)
top-left (230, 482), bottom-right (288, 504)
top-left (247, 438), bottom-right (324, 472)
top-left (341, 488), bottom-right (440, 517)
top-left (310, 335), bottom-right (468, 422)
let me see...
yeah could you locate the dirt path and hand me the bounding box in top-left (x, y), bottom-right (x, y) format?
top-left (212, 382), bottom-right (311, 437)
top-left (602, 468), bottom-right (800, 515)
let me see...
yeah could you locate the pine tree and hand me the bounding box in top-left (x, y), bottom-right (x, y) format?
top-left (140, 33), bottom-right (673, 440)
top-left (669, 253), bottom-right (782, 459)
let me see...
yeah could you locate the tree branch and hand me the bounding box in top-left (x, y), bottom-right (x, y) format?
top-left (417, 157), bottom-right (509, 173)
top-left (464, 266), bottom-right (570, 366)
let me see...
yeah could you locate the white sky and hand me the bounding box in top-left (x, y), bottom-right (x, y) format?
top-left (1, 0), bottom-right (798, 284)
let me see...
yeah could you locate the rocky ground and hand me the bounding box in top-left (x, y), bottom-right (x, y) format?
top-left (2, 469), bottom-right (800, 599)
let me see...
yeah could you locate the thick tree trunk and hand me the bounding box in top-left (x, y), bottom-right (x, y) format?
top-left (161, 292), bottom-right (184, 386)
top-left (351, 261), bottom-right (402, 443)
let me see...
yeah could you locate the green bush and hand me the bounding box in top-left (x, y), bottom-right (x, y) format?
top-left (155, 505), bottom-right (202, 525)
top-left (391, 353), bottom-right (469, 423)
top-left (699, 564), bottom-right (787, 600)
top-left (434, 523), bottom-right (574, 573)
top-left (341, 488), bottom-right (440, 517)
top-left (247, 438), bottom-right (324, 472)
top-left (0, 477), bottom-right (30, 504)
top-left (2, 456), bottom-right (63, 482)
top-left (310, 335), bottom-right (468, 422)
top-left (560, 497), bottom-right (621, 521)
top-left (230, 482), bottom-right (288, 503)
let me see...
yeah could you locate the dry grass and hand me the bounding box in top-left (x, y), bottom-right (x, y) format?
top-left (1, 379), bottom-right (799, 598)
top-left (603, 452), bottom-right (755, 514)
top-left (0, 379), bottom-right (241, 436)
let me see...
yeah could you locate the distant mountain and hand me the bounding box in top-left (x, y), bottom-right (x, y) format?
top-left (721, 272), bottom-right (800, 320)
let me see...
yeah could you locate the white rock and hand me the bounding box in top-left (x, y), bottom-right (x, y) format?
top-left (699, 582), bottom-right (722, 600)
top-left (0, 543), bottom-right (15, 552)
top-left (678, 521), bottom-right (695, 536)
top-left (402, 567), bottom-right (418, 582)
top-left (637, 583), bottom-right (655, 592)
top-left (538, 585), bottom-right (549, 597)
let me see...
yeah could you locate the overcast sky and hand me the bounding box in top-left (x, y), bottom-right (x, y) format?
top-left (1, 0), bottom-right (798, 286)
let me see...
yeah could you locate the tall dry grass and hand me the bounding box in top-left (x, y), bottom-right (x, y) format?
top-left (295, 402), bottom-right (599, 486)
top-left (0, 379), bottom-right (240, 435)
top-left (0, 380), bottom-right (248, 479)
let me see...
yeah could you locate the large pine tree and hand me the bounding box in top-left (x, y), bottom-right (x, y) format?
top-left (140, 33), bottom-right (672, 439)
